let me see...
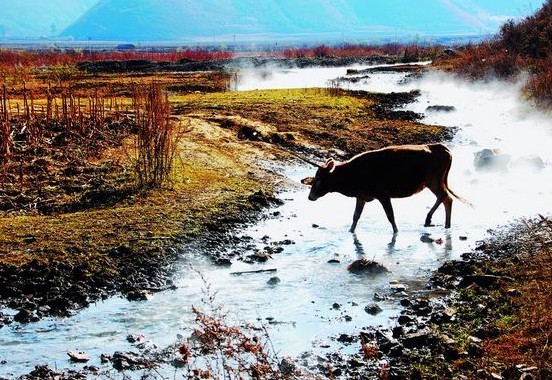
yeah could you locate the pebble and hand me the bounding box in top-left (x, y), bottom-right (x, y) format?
top-left (67, 351), bottom-right (90, 363)
top-left (364, 303), bottom-right (383, 315)
top-left (267, 276), bottom-right (281, 285)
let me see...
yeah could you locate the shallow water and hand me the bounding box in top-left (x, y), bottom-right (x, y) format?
top-left (1, 64), bottom-right (551, 377)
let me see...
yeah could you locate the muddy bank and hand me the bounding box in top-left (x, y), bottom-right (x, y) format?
top-left (0, 187), bottom-right (283, 327)
top-left (77, 56), bottom-right (395, 74)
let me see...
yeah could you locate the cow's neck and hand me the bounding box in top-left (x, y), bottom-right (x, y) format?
top-left (329, 163), bottom-right (358, 197)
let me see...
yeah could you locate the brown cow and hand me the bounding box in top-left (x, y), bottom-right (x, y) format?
top-left (308, 143), bottom-right (464, 233)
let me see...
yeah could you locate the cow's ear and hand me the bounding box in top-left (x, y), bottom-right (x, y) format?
top-left (326, 158), bottom-right (336, 173)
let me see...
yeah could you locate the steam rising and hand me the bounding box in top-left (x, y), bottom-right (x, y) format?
top-left (236, 64), bottom-right (552, 228)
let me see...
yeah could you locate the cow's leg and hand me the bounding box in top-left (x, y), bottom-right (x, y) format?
top-left (350, 198), bottom-right (365, 233)
top-left (443, 195), bottom-right (453, 228)
top-left (425, 190), bottom-right (453, 228)
top-left (424, 195), bottom-right (445, 227)
top-left (378, 197), bottom-right (398, 234)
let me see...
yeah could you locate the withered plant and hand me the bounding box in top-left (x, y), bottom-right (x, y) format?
top-left (132, 83), bottom-right (181, 189)
top-left (0, 79), bottom-right (133, 213)
top-left (175, 271), bottom-right (306, 380)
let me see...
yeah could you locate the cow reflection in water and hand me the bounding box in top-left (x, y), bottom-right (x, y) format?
top-left (307, 143), bottom-right (468, 234)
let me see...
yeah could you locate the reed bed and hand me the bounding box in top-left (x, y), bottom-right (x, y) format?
top-left (0, 79), bottom-right (179, 213)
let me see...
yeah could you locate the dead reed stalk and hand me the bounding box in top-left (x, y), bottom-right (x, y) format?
top-left (132, 82), bottom-right (180, 189)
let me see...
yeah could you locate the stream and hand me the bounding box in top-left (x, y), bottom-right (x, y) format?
top-left (1, 63), bottom-right (551, 378)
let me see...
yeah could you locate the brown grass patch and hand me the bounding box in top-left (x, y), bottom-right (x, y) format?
top-left (482, 228), bottom-right (552, 370)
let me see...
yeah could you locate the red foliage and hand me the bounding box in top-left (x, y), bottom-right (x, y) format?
top-left (441, 0), bottom-right (552, 105)
top-left (277, 43), bottom-right (442, 61)
top-left (0, 49), bottom-right (233, 69)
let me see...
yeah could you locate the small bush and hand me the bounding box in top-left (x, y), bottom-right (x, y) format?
top-left (132, 83), bottom-right (181, 189)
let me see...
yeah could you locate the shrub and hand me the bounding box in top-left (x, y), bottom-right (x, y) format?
top-left (132, 83), bottom-right (181, 189)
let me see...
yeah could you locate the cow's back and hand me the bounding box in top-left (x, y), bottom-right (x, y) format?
top-left (346, 144), bottom-right (451, 198)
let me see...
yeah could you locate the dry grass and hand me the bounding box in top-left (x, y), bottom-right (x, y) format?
top-left (0, 114), bottom-right (274, 268)
top-left (173, 88), bottom-right (447, 156)
top-left (481, 221), bottom-right (552, 371)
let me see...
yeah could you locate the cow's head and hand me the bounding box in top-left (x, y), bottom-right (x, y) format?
top-left (308, 158), bottom-right (336, 201)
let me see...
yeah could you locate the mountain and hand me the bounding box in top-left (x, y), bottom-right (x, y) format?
top-left (20, 0), bottom-right (552, 42)
top-left (0, 0), bottom-right (98, 39)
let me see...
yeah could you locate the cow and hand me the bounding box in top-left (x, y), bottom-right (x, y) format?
top-left (307, 143), bottom-right (465, 233)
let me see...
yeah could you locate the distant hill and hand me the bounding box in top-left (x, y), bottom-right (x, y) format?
top-left (0, 0), bottom-right (545, 42)
top-left (0, 0), bottom-right (98, 39)
top-left (59, 0), bottom-right (546, 42)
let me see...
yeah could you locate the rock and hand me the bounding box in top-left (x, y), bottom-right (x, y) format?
top-left (14, 308), bottom-right (40, 323)
top-left (364, 303), bottom-right (383, 315)
top-left (397, 314), bottom-right (416, 325)
top-left (440, 334), bottom-right (456, 346)
top-left (468, 342), bottom-right (484, 358)
top-left (420, 233), bottom-right (434, 243)
top-left (473, 148), bottom-right (511, 172)
top-left (328, 253), bottom-right (341, 264)
top-left (67, 350), bottom-right (90, 363)
top-left (503, 363), bottom-right (540, 380)
top-left (347, 259), bottom-right (389, 274)
top-left (511, 155), bottom-right (545, 170)
top-left (336, 333), bottom-right (355, 344)
top-left (213, 257), bottom-right (232, 266)
top-left (111, 351), bottom-right (150, 371)
top-left (402, 330), bottom-right (435, 349)
top-left (388, 344), bottom-right (404, 358)
top-left (127, 333), bottom-right (145, 344)
top-left (459, 274), bottom-right (512, 288)
top-left (390, 283), bottom-right (408, 292)
top-left (392, 326), bottom-right (405, 338)
top-left (84, 365), bottom-right (100, 374)
top-left (476, 369), bottom-right (492, 379)
top-left (301, 177), bottom-right (314, 186)
top-left (279, 357), bottom-right (296, 376)
top-left (125, 289), bottom-right (153, 301)
top-left (267, 276), bottom-right (281, 286)
top-left (426, 105), bottom-right (456, 112)
top-left (373, 292), bottom-right (387, 301)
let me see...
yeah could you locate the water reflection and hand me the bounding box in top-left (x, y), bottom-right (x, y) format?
top-left (352, 233), bottom-right (366, 256)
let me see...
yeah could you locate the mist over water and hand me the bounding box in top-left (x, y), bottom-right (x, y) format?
top-left (1, 64), bottom-right (551, 377)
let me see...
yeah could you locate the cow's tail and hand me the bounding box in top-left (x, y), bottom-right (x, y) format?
top-left (447, 185), bottom-right (474, 208)
top-left (431, 143), bottom-right (474, 208)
